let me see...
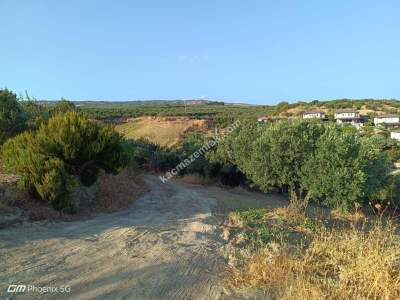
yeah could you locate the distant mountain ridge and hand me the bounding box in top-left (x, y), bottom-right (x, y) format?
top-left (37, 99), bottom-right (245, 106)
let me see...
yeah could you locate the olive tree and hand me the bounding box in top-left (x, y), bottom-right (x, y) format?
top-left (302, 127), bottom-right (390, 208)
top-left (217, 120), bottom-right (391, 211)
top-left (243, 120), bottom-right (325, 210)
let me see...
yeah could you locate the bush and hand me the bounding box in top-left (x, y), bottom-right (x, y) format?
top-left (120, 139), bottom-right (180, 172)
top-left (388, 146), bottom-right (400, 163)
top-left (2, 112), bottom-right (127, 211)
top-left (20, 100), bottom-right (50, 129)
top-left (52, 99), bottom-right (77, 114)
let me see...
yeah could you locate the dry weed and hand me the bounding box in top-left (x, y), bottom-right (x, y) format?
top-left (96, 168), bottom-right (150, 212)
top-left (227, 208), bottom-right (400, 299)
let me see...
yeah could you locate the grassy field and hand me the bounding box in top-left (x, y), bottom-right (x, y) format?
top-left (115, 116), bottom-right (209, 147)
top-left (224, 206), bottom-right (400, 299)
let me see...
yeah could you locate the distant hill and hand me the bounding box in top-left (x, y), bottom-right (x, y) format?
top-left (37, 98), bottom-right (400, 108)
top-left (37, 99), bottom-right (228, 106)
top-left (279, 98), bottom-right (400, 117)
top-left (34, 98), bottom-right (400, 123)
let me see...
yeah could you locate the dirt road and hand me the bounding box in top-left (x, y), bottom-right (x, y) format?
top-left (0, 175), bottom-right (283, 299)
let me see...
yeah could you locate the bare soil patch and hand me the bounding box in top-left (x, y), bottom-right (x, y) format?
top-left (0, 175), bottom-right (286, 299)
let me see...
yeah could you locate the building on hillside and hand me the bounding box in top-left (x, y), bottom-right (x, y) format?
top-left (334, 109), bottom-right (365, 130)
top-left (302, 111), bottom-right (326, 119)
top-left (391, 131), bottom-right (400, 141)
top-left (374, 114), bottom-right (400, 125)
top-left (334, 109), bottom-right (360, 121)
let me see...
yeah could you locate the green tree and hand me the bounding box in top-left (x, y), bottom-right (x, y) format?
top-left (210, 119), bottom-right (261, 167)
top-left (246, 120), bottom-right (325, 210)
top-left (2, 111), bottom-right (127, 210)
top-left (0, 89), bottom-right (26, 144)
top-left (217, 120), bottom-right (325, 210)
top-left (217, 120), bottom-right (391, 211)
top-left (302, 127), bottom-right (390, 208)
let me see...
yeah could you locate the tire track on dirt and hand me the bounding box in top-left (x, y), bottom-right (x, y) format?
top-left (0, 175), bottom-right (234, 299)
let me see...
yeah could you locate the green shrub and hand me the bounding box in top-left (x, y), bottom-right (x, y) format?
top-left (52, 99), bottom-right (77, 114)
top-left (123, 139), bottom-right (181, 172)
top-left (21, 100), bottom-right (50, 129)
top-left (2, 112), bottom-right (127, 211)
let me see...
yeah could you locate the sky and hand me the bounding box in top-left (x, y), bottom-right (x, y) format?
top-left (1, 0), bottom-right (400, 104)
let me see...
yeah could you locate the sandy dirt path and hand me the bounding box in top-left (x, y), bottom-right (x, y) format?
top-left (1, 175), bottom-right (274, 300)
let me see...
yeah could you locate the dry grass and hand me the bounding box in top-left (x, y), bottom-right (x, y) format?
top-left (0, 184), bottom-right (66, 222)
top-left (1, 166), bottom-right (150, 224)
top-left (115, 116), bottom-right (208, 147)
top-left (227, 207), bottom-right (400, 299)
top-left (96, 168), bottom-right (150, 212)
top-left (331, 207), bottom-right (366, 224)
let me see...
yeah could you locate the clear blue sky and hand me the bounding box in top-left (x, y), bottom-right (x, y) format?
top-left (1, 1), bottom-right (399, 104)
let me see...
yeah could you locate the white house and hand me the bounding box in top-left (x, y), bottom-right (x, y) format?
top-left (391, 131), bottom-right (400, 141)
top-left (334, 109), bottom-right (364, 129)
top-left (374, 114), bottom-right (400, 125)
top-left (303, 111), bottom-right (326, 119)
top-left (334, 109), bottom-right (360, 122)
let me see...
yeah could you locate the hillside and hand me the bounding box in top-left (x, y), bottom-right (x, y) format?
top-left (278, 99), bottom-right (400, 117)
top-left (38, 99), bottom-right (226, 106)
top-left (115, 117), bottom-right (209, 147)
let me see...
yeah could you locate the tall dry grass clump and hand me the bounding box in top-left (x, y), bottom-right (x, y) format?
top-left (301, 222), bottom-right (400, 299)
top-left (229, 219), bottom-right (400, 299)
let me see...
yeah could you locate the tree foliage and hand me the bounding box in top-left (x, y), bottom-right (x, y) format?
top-left (302, 126), bottom-right (390, 208)
top-left (0, 89), bottom-right (26, 144)
top-left (2, 111), bottom-right (127, 210)
top-left (215, 120), bottom-right (391, 210)
top-left (275, 101), bottom-right (290, 115)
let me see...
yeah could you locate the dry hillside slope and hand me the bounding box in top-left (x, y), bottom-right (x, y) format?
top-left (115, 117), bottom-right (209, 147)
